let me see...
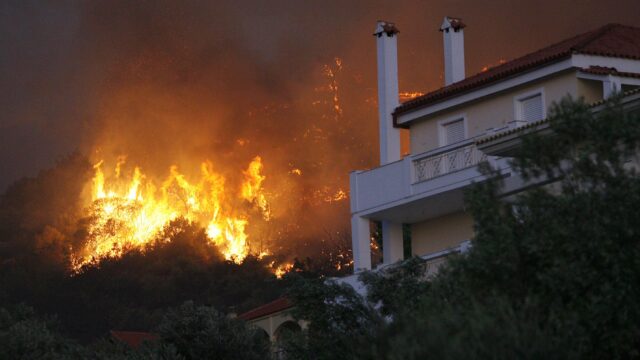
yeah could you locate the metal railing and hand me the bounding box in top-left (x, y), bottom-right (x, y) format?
top-left (413, 142), bottom-right (487, 183)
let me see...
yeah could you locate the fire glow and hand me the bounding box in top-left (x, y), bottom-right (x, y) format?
top-left (72, 156), bottom-right (271, 271)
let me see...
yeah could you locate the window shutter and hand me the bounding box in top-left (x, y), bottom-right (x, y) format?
top-left (520, 94), bottom-right (543, 122)
top-left (444, 119), bottom-right (465, 145)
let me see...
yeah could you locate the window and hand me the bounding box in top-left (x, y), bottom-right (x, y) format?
top-left (516, 91), bottom-right (545, 122)
top-left (441, 118), bottom-right (465, 145)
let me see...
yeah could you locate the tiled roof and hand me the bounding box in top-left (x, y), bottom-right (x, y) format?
top-left (579, 65), bottom-right (640, 79)
top-left (110, 331), bottom-right (158, 348)
top-left (394, 23), bottom-right (640, 122)
top-left (238, 297), bottom-right (293, 321)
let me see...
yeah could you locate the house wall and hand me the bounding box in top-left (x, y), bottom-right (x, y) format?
top-left (409, 71), bottom-right (581, 155)
top-left (248, 310), bottom-right (296, 341)
top-left (577, 78), bottom-right (603, 103)
top-left (411, 211), bottom-right (474, 256)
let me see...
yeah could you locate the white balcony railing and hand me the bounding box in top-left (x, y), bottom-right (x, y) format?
top-left (413, 142), bottom-right (487, 183)
top-left (420, 240), bottom-right (471, 278)
top-left (351, 137), bottom-right (501, 215)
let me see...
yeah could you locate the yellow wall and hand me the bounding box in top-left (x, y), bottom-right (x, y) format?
top-left (248, 310), bottom-right (296, 341)
top-left (411, 211), bottom-right (474, 256)
top-left (577, 78), bottom-right (603, 103)
top-left (409, 71), bottom-right (584, 154)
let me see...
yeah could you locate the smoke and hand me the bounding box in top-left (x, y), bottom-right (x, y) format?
top-left (2, 0), bottom-right (639, 261)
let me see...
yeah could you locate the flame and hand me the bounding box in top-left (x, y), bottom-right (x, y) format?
top-left (72, 157), bottom-right (271, 270)
top-left (322, 57), bottom-right (343, 119)
top-left (480, 58), bottom-right (507, 72)
top-left (307, 186), bottom-right (348, 204)
top-left (399, 91), bottom-right (424, 102)
top-left (271, 261), bottom-right (294, 279)
top-left (241, 156), bottom-right (270, 220)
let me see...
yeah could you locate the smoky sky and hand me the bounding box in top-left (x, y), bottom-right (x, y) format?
top-left (2, 0), bottom-right (639, 206)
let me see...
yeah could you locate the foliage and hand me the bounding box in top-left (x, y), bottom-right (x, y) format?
top-left (0, 304), bottom-right (83, 360)
top-left (282, 275), bottom-right (383, 360)
top-left (0, 153), bottom-right (352, 341)
top-left (282, 95), bottom-right (640, 359)
top-left (1, 210), bottom-right (286, 340)
top-left (156, 301), bottom-right (269, 360)
top-left (87, 338), bottom-right (184, 360)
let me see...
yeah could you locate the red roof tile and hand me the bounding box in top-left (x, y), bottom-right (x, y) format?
top-left (110, 331), bottom-right (158, 348)
top-left (238, 297), bottom-right (293, 321)
top-left (394, 23), bottom-right (640, 125)
top-left (579, 65), bottom-right (640, 79)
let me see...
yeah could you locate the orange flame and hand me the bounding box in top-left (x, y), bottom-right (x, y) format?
top-left (271, 261), bottom-right (294, 279)
top-left (399, 91), bottom-right (424, 102)
top-left (480, 58), bottom-right (507, 72)
top-left (241, 156), bottom-right (270, 220)
top-left (72, 157), bottom-right (271, 270)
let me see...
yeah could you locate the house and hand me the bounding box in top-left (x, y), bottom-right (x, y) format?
top-left (240, 18), bottom-right (640, 345)
top-left (238, 297), bottom-right (305, 356)
top-left (350, 18), bottom-right (640, 273)
top-left (238, 297), bottom-right (300, 342)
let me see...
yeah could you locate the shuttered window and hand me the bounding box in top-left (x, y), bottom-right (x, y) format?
top-left (519, 94), bottom-right (544, 122)
top-left (443, 119), bottom-right (465, 145)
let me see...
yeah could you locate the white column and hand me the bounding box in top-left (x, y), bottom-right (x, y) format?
top-left (382, 221), bottom-right (403, 265)
top-left (351, 215), bottom-right (371, 272)
top-left (603, 75), bottom-right (621, 98)
top-left (375, 21), bottom-right (401, 165)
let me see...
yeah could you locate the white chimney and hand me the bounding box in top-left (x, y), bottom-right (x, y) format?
top-left (374, 21), bottom-right (401, 165)
top-left (440, 16), bottom-right (466, 85)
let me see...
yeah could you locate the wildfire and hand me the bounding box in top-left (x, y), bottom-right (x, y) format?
top-left (241, 156), bottom-right (271, 220)
top-left (480, 58), bottom-right (507, 72)
top-left (271, 261), bottom-right (294, 279)
top-left (322, 57), bottom-right (343, 119)
top-left (306, 186), bottom-right (348, 205)
top-left (72, 157), bottom-right (271, 270)
top-left (399, 91), bottom-right (425, 102)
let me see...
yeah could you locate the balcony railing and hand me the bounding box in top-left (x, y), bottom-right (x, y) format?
top-left (420, 240), bottom-right (471, 278)
top-left (413, 142), bottom-right (487, 183)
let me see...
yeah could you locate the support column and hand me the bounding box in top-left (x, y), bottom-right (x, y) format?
top-left (382, 221), bottom-right (403, 265)
top-left (351, 215), bottom-right (371, 272)
top-left (603, 75), bottom-right (621, 98)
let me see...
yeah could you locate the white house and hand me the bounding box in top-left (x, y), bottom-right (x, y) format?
top-left (351, 18), bottom-right (640, 273)
top-left (241, 18), bottom-right (640, 344)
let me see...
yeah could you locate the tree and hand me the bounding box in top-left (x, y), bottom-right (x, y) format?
top-left (156, 301), bottom-right (270, 360)
top-left (0, 304), bottom-right (83, 360)
top-left (88, 338), bottom-right (184, 360)
top-left (282, 95), bottom-right (640, 359)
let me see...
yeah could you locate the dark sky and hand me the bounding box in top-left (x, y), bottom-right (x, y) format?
top-left (1, 0), bottom-right (639, 194)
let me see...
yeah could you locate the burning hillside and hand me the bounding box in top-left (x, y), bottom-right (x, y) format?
top-left (72, 156), bottom-right (271, 270)
top-left (1, 2), bottom-right (388, 279)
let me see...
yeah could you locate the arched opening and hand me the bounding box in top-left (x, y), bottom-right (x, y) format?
top-left (274, 321), bottom-right (302, 359)
top-left (255, 327), bottom-right (270, 346)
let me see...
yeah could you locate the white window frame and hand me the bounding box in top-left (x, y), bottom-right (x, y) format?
top-left (513, 88), bottom-right (546, 123)
top-left (438, 114), bottom-right (468, 147)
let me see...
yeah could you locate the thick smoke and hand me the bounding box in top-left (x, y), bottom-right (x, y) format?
top-left (2, 0), bottom-right (639, 261)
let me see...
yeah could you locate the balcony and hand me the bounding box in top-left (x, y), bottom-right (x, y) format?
top-left (350, 138), bottom-right (508, 223)
top-left (334, 240), bottom-right (470, 291)
top-left (413, 142), bottom-right (488, 183)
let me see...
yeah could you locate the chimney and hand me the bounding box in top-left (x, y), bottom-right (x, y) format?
top-left (374, 21), bottom-right (401, 165)
top-left (440, 16), bottom-right (466, 85)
